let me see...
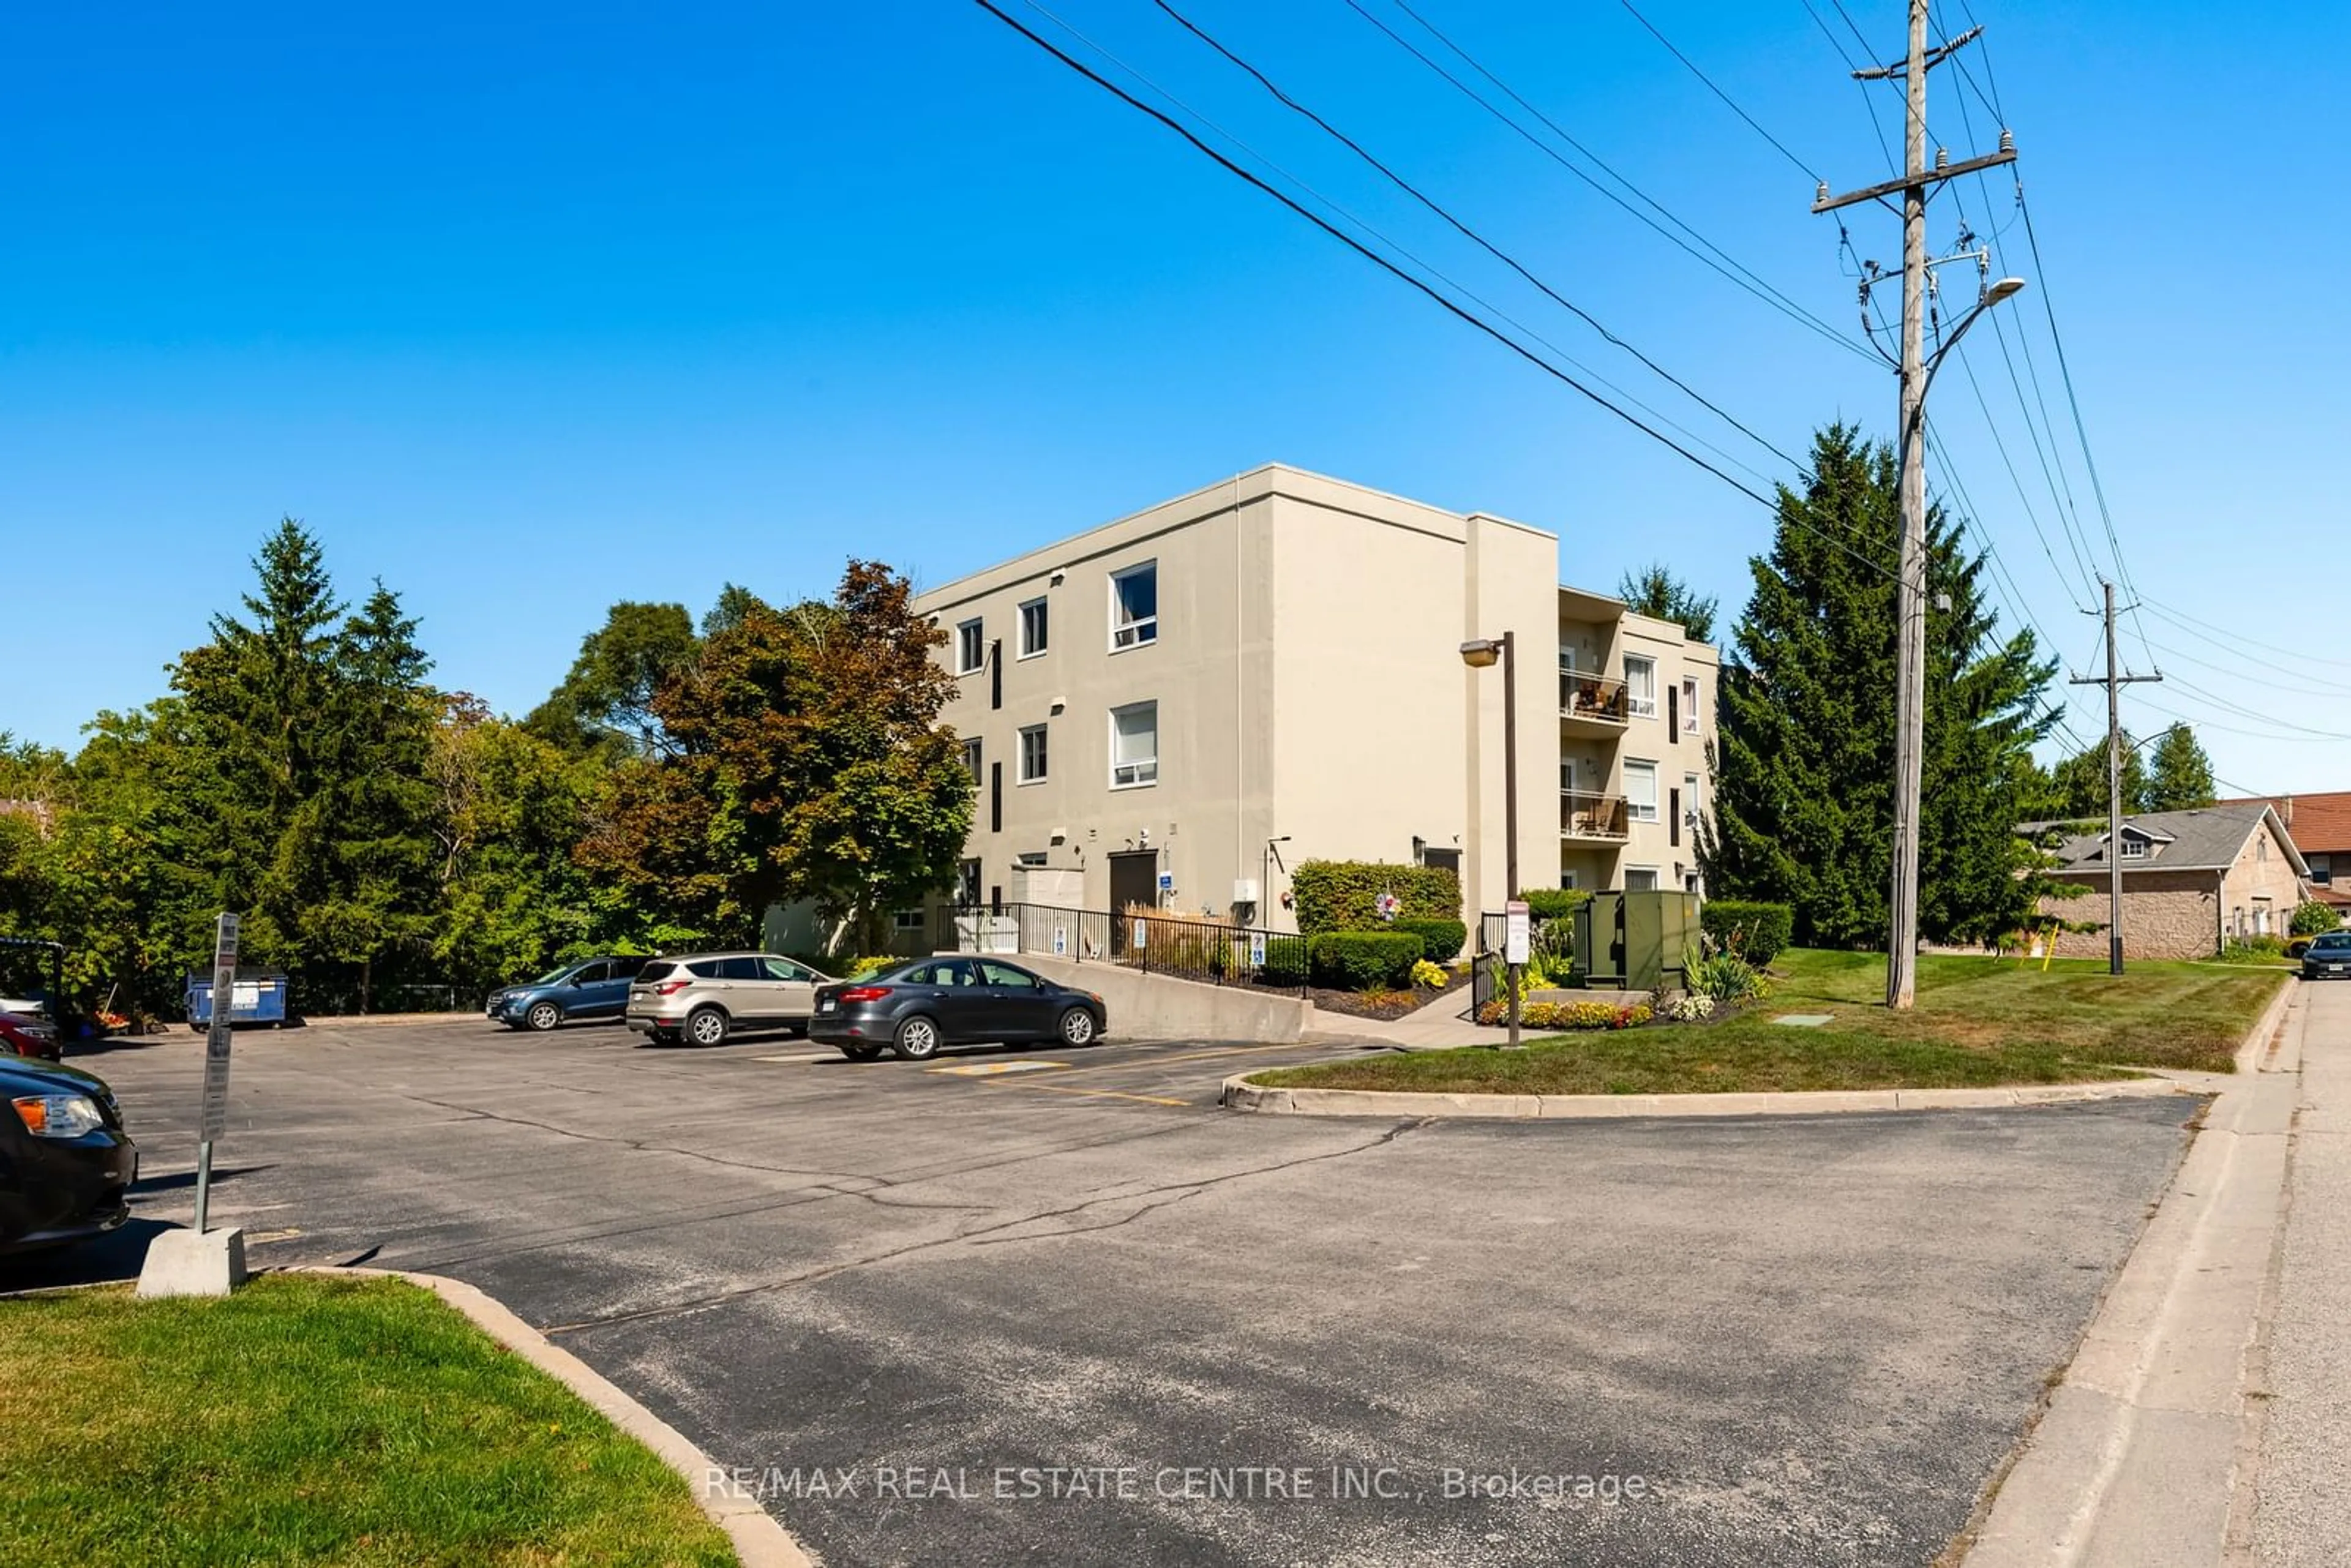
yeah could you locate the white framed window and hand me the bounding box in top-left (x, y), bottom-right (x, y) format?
top-left (2311, 853), bottom-right (2333, 886)
top-left (1681, 676), bottom-right (1700, 735)
top-left (1624, 655), bottom-right (1658, 719)
top-left (1624, 760), bottom-right (1660, 823)
top-left (1017, 724), bottom-right (1048, 784)
top-left (1684, 871), bottom-right (1702, 895)
top-left (1684, 772), bottom-right (1700, 829)
top-left (961, 737), bottom-right (983, 784)
top-left (956, 618), bottom-right (984, 675)
top-left (1110, 700), bottom-right (1158, 788)
top-left (1109, 562), bottom-right (1158, 650)
top-left (2119, 836), bottom-right (2147, 860)
top-left (892, 909), bottom-right (924, 932)
top-left (1624, 866), bottom-right (1660, 893)
top-left (1018, 597), bottom-right (1048, 659)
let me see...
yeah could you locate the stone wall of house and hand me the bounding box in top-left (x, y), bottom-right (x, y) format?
top-left (2038, 871), bottom-right (2220, 960)
top-left (2222, 816), bottom-right (2307, 939)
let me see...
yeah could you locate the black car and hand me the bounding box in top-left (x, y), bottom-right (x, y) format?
top-left (2302, 931), bottom-right (2351, 980)
top-left (0, 1054), bottom-right (137, 1255)
top-left (809, 956), bottom-right (1108, 1061)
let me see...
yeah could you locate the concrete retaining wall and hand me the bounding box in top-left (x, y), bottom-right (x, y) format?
top-left (1014, 955), bottom-right (1310, 1043)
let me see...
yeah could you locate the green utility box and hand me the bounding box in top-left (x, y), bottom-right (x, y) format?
top-left (1574, 890), bottom-right (1700, 992)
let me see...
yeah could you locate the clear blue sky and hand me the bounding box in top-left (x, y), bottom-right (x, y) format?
top-left (4, 1), bottom-right (2342, 793)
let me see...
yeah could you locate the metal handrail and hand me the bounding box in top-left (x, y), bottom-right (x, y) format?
top-left (937, 902), bottom-right (1311, 996)
top-left (1560, 790), bottom-right (1630, 839)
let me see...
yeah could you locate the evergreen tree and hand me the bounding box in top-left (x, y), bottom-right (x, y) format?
top-left (2038, 734), bottom-right (2145, 820)
top-left (1700, 424), bottom-right (2060, 947)
top-left (2144, 723), bottom-right (2218, 811)
top-left (1617, 562), bottom-right (1717, 643)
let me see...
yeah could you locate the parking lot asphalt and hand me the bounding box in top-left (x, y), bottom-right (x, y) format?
top-left (13, 1016), bottom-right (2205, 1566)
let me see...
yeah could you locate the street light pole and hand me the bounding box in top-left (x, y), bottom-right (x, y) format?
top-left (1462, 633), bottom-right (1521, 1049)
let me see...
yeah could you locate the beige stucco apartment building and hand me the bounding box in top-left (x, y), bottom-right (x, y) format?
top-left (910, 465), bottom-right (1719, 933)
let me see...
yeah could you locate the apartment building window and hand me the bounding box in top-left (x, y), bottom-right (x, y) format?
top-left (1110, 562), bottom-right (1158, 650)
top-left (1110, 701), bottom-right (1159, 787)
top-left (1684, 772), bottom-right (1700, 831)
top-left (956, 618), bottom-right (984, 675)
top-left (1018, 724), bottom-right (1049, 784)
top-left (893, 909), bottom-right (925, 932)
top-left (1681, 677), bottom-right (1701, 735)
top-left (1624, 760), bottom-right (1660, 823)
top-left (1624, 655), bottom-right (1657, 718)
top-left (1560, 871), bottom-right (1578, 890)
top-left (954, 858), bottom-right (981, 907)
top-left (1624, 866), bottom-right (1660, 892)
top-left (1018, 597), bottom-right (1049, 659)
top-left (2311, 854), bottom-right (2333, 886)
top-left (962, 737), bottom-right (983, 784)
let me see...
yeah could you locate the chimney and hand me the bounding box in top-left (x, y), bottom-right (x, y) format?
top-left (2282, 796), bottom-right (2295, 827)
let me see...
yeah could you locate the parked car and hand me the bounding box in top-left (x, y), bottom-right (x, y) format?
top-left (0, 1054), bottom-right (137, 1255)
top-left (2301, 931), bottom-right (2351, 980)
top-left (808, 956), bottom-right (1107, 1062)
top-left (487, 956), bottom-right (654, 1032)
top-left (0, 1010), bottom-right (61, 1062)
top-left (624, 953), bottom-right (838, 1047)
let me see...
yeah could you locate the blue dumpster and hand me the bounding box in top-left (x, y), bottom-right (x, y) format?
top-left (186, 968), bottom-right (290, 1029)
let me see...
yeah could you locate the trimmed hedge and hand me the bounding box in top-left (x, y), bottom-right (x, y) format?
top-left (1700, 899), bottom-right (1792, 964)
top-left (1258, 935), bottom-right (1310, 988)
top-left (1521, 888), bottom-right (1591, 923)
top-left (1307, 932), bottom-right (1425, 991)
top-left (1291, 860), bottom-right (1462, 935)
top-left (1390, 917), bottom-right (1468, 964)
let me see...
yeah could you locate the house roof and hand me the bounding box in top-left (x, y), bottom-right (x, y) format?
top-left (2220, 791), bottom-right (2351, 855)
top-left (2020, 801), bottom-right (2309, 877)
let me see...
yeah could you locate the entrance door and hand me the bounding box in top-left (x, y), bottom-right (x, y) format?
top-left (1109, 850), bottom-right (1158, 958)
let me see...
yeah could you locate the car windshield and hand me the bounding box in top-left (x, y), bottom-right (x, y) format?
top-left (2315, 934), bottom-right (2351, 950)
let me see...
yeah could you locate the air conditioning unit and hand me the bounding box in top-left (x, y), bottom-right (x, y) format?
top-left (1232, 878), bottom-right (1261, 905)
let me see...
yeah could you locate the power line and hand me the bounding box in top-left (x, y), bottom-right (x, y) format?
top-left (1799, 0), bottom-right (1898, 176)
top-left (1344, 0), bottom-right (1878, 362)
top-left (1618, 1), bottom-right (1821, 182)
top-left (1952, 345), bottom-right (2099, 607)
top-left (2137, 598), bottom-right (2351, 673)
top-left (1143, 0), bottom-right (1805, 475)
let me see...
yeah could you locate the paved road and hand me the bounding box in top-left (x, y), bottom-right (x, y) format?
top-left (2248, 980), bottom-right (2351, 1564)
top-left (13, 1018), bottom-right (2205, 1566)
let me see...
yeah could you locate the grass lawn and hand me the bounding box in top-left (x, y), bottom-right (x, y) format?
top-left (1256, 948), bottom-right (2287, 1097)
top-left (0, 1273), bottom-right (735, 1567)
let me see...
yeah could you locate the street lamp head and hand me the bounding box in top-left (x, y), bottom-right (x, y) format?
top-left (1459, 638), bottom-right (1502, 669)
top-left (1986, 276), bottom-right (2027, 306)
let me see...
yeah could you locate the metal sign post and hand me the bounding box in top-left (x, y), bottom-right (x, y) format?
top-left (193, 912), bottom-right (238, 1236)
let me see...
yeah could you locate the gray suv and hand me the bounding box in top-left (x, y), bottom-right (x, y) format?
top-left (624, 953), bottom-right (838, 1046)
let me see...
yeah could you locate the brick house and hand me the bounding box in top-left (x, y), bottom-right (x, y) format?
top-left (2024, 802), bottom-right (2308, 959)
top-left (2221, 792), bottom-right (2351, 923)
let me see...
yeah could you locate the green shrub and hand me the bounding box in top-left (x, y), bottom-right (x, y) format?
top-left (1257, 935), bottom-right (1310, 988)
top-left (1291, 861), bottom-right (1462, 935)
top-left (1700, 899), bottom-right (1793, 964)
top-left (1521, 888), bottom-right (1591, 923)
top-left (1390, 917), bottom-right (1468, 964)
top-left (1688, 951), bottom-right (1770, 1003)
top-left (2292, 899), bottom-right (2342, 937)
top-left (1307, 932), bottom-right (1425, 991)
top-left (2220, 936), bottom-right (2289, 963)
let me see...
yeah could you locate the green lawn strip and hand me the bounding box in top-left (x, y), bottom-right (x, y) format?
top-left (0, 1274), bottom-right (735, 1567)
top-left (1259, 950), bottom-right (2285, 1096)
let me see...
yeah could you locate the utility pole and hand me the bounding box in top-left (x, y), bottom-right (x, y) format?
top-left (2069, 580), bottom-right (2162, 974)
top-left (1812, 1), bottom-right (2017, 1010)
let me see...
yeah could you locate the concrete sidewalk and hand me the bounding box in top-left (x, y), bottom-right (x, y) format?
top-left (1306, 987), bottom-right (1489, 1050)
top-left (2238, 980), bottom-right (2351, 1562)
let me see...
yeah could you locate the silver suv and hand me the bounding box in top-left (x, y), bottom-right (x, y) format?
top-left (624, 953), bottom-right (838, 1047)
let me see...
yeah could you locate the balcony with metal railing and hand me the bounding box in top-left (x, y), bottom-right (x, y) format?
top-left (1559, 672), bottom-right (1630, 733)
top-left (1561, 789), bottom-right (1630, 841)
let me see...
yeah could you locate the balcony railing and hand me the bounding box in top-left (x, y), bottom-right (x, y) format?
top-left (1561, 789), bottom-right (1630, 841)
top-left (1559, 672), bottom-right (1630, 725)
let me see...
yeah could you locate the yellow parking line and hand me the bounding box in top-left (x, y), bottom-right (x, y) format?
top-left (975, 1079), bottom-right (1191, 1108)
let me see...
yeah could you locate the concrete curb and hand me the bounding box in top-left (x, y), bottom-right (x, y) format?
top-left (298, 1266), bottom-right (815, 1568)
top-left (1956, 975), bottom-right (2301, 1566)
top-left (1219, 1073), bottom-right (2194, 1120)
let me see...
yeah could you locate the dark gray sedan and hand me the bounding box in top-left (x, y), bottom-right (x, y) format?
top-left (808, 956), bottom-right (1108, 1061)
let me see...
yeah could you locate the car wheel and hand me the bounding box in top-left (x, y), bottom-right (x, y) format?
top-left (686, 1007), bottom-right (730, 1048)
top-left (525, 1001), bottom-right (563, 1032)
top-left (1057, 1007), bottom-right (1098, 1047)
top-left (893, 1015), bottom-right (942, 1062)
top-left (839, 1043), bottom-right (884, 1062)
